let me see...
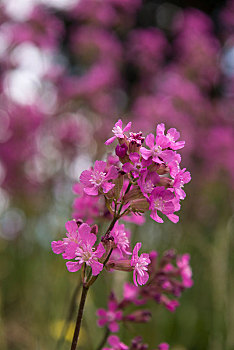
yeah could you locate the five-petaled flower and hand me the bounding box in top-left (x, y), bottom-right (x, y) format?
top-left (131, 242), bottom-right (151, 286)
top-left (97, 293), bottom-right (123, 332)
top-left (105, 119), bottom-right (132, 145)
top-left (80, 160), bottom-right (118, 196)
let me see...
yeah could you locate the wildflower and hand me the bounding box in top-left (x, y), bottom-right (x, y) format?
top-left (66, 223), bottom-right (105, 276)
top-left (80, 160), bottom-right (118, 196)
top-left (149, 187), bottom-right (175, 223)
top-left (105, 119), bottom-right (132, 145)
top-left (157, 343), bottom-right (170, 350)
top-left (131, 243), bottom-right (150, 286)
top-left (110, 222), bottom-right (132, 256)
top-left (138, 169), bottom-right (160, 197)
top-left (177, 254), bottom-right (193, 288)
top-left (140, 133), bottom-right (175, 164)
top-left (157, 123), bottom-right (185, 150)
top-left (51, 220), bottom-right (80, 259)
top-left (171, 168), bottom-right (191, 200)
top-left (97, 293), bottom-right (123, 332)
top-left (103, 335), bottom-right (129, 350)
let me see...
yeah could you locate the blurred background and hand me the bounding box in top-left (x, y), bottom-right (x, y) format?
top-left (0, 0), bottom-right (233, 349)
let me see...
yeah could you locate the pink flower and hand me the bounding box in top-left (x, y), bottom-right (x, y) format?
top-left (140, 133), bottom-right (175, 164)
top-left (177, 254), bottom-right (193, 288)
top-left (172, 168), bottom-right (191, 200)
top-left (111, 222), bottom-right (132, 256)
top-left (157, 343), bottom-right (170, 350)
top-left (157, 123), bottom-right (185, 150)
top-left (105, 119), bottom-right (132, 145)
top-left (97, 293), bottom-right (123, 332)
top-left (103, 335), bottom-right (129, 350)
top-left (131, 243), bottom-right (150, 286)
top-left (66, 224), bottom-right (105, 276)
top-left (80, 160), bottom-right (118, 196)
top-left (122, 153), bottom-right (144, 177)
top-left (149, 187), bottom-right (175, 223)
top-left (51, 220), bottom-right (80, 259)
top-left (138, 169), bottom-right (160, 197)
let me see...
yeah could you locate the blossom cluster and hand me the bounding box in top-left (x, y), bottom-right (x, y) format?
top-left (51, 119), bottom-right (192, 349)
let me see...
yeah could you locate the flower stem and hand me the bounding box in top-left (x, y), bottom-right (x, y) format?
top-left (70, 285), bottom-right (89, 350)
top-left (56, 278), bottom-right (82, 350)
top-left (96, 327), bottom-right (110, 350)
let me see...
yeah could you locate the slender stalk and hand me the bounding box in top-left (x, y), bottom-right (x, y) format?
top-left (70, 285), bottom-right (89, 350)
top-left (96, 327), bottom-right (110, 350)
top-left (56, 278), bottom-right (82, 350)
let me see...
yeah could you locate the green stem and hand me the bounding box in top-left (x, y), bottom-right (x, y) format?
top-left (96, 327), bottom-right (110, 350)
top-left (56, 278), bottom-right (82, 350)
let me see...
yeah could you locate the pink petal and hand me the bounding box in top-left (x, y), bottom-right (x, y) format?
top-left (78, 223), bottom-right (91, 237)
top-left (115, 119), bottom-right (123, 129)
top-left (80, 170), bottom-right (92, 186)
top-left (65, 220), bottom-right (78, 235)
top-left (95, 243), bottom-right (105, 258)
top-left (97, 308), bottom-right (107, 317)
top-left (51, 240), bottom-right (65, 254)
top-left (102, 182), bottom-right (115, 193)
top-left (109, 321), bottom-right (119, 332)
top-left (150, 210), bottom-right (164, 223)
top-left (123, 121), bottom-right (132, 133)
top-left (140, 147), bottom-right (152, 160)
top-left (105, 135), bottom-right (116, 145)
top-left (156, 123), bottom-right (165, 136)
top-left (105, 165), bottom-right (118, 180)
top-left (91, 260), bottom-right (103, 276)
top-left (84, 186), bottom-right (99, 196)
top-left (145, 133), bottom-right (155, 148)
top-left (122, 162), bottom-right (134, 173)
top-left (138, 271), bottom-right (149, 286)
top-left (167, 214), bottom-right (179, 223)
top-left (66, 261), bottom-right (82, 272)
top-left (94, 160), bottom-right (106, 173)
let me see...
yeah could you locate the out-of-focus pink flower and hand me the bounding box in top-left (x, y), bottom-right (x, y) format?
top-left (103, 335), bottom-right (129, 350)
top-left (131, 242), bottom-right (150, 286)
top-left (97, 293), bottom-right (123, 332)
top-left (80, 160), bottom-right (118, 196)
top-left (177, 254), bottom-right (193, 288)
top-left (157, 343), bottom-right (170, 350)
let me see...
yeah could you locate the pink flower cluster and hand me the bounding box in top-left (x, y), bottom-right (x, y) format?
top-left (51, 119), bottom-right (192, 349)
top-left (102, 335), bottom-right (169, 350)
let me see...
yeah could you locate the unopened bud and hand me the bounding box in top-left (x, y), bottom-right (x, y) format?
top-left (106, 259), bottom-right (133, 272)
top-left (91, 224), bottom-right (98, 235)
top-left (125, 310), bottom-right (151, 323)
top-left (158, 177), bottom-right (173, 188)
top-left (130, 198), bottom-right (149, 212)
top-left (116, 143), bottom-right (128, 158)
top-left (124, 186), bottom-right (144, 203)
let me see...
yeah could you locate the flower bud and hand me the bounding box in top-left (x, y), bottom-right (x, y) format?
top-left (124, 310), bottom-right (151, 323)
top-left (130, 198), bottom-right (149, 212)
top-left (106, 259), bottom-right (133, 272)
top-left (116, 143), bottom-right (128, 158)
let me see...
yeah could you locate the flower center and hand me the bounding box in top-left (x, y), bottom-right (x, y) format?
top-left (90, 171), bottom-right (106, 186)
top-left (152, 145), bottom-right (162, 156)
top-left (144, 180), bottom-right (154, 193)
top-left (154, 197), bottom-right (162, 210)
top-left (112, 126), bottom-right (122, 135)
